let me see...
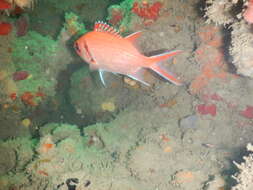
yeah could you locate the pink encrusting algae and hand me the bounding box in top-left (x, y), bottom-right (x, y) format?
top-left (189, 25), bottom-right (237, 95)
top-left (240, 106), bottom-right (253, 119)
top-left (12, 71), bottom-right (29, 81)
top-left (197, 104), bottom-right (217, 117)
top-left (16, 15), bottom-right (29, 37)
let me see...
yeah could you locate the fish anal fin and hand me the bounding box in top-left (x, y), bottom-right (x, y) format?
top-left (125, 31), bottom-right (142, 43)
top-left (127, 68), bottom-right (150, 86)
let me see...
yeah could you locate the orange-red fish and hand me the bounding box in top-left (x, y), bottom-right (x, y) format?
top-left (74, 21), bottom-right (182, 86)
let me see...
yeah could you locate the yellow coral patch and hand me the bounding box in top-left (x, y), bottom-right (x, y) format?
top-left (163, 146), bottom-right (172, 153)
top-left (21, 118), bottom-right (31, 127)
top-left (174, 171), bottom-right (194, 184)
top-left (101, 102), bottom-right (116, 112)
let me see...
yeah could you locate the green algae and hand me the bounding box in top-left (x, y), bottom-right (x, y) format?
top-left (64, 12), bottom-right (87, 37)
top-left (12, 31), bottom-right (58, 96)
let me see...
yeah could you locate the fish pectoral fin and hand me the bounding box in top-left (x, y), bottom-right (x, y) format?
top-left (127, 68), bottom-right (150, 86)
top-left (99, 70), bottom-right (106, 87)
top-left (125, 31), bottom-right (142, 43)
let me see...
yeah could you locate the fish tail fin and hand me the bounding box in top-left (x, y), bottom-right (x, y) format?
top-left (147, 50), bottom-right (183, 86)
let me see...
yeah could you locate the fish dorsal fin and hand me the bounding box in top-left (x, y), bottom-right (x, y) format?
top-left (94, 21), bottom-right (122, 38)
top-left (125, 31), bottom-right (142, 43)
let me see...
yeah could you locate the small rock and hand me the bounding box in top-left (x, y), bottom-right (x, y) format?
top-left (203, 175), bottom-right (225, 190)
top-left (0, 146), bottom-right (16, 175)
top-left (179, 115), bottom-right (198, 130)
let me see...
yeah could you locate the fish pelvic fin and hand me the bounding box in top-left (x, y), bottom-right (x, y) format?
top-left (99, 70), bottom-right (106, 87)
top-left (147, 50), bottom-right (183, 86)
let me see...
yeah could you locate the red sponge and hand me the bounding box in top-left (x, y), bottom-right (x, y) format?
top-left (132, 1), bottom-right (162, 20)
top-left (240, 106), bottom-right (253, 119)
top-left (0, 0), bottom-right (11, 10)
top-left (0, 22), bottom-right (12, 35)
top-left (197, 104), bottom-right (217, 117)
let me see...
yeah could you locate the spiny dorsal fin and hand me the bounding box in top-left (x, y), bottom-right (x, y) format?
top-left (94, 21), bottom-right (122, 38)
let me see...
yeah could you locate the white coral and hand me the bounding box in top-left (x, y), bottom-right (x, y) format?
top-left (232, 143), bottom-right (253, 190)
top-left (204, 0), bottom-right (235, 25)
top-left (230, 21), bottom-right (253, 78)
